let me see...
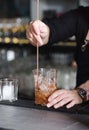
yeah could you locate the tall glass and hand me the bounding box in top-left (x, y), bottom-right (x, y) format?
top-left (33, 68), bottom-right (57, 106)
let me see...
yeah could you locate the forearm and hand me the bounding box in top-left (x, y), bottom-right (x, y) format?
top-left (43, 9), bottom-right (78, 44)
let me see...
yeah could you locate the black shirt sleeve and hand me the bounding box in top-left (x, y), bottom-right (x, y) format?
top-left (43, 8), bottom-right (78, 44)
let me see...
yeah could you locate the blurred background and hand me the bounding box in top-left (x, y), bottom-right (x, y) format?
top-left (0, 0), bottom-right (89, 99)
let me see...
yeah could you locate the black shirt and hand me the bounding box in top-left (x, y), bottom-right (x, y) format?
top-left (43, 6), bottom-right (89, 87)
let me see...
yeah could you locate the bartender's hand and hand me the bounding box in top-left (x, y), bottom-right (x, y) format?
top-left (26, 20), bottom-right (50, 46)
top-left (47, 89), bottom-right (83, 109)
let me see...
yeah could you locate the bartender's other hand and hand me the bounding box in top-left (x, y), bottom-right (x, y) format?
top-left (26, 20), bottom-right (50, 46)
top-left (47, 89), bottom-right (83, 109)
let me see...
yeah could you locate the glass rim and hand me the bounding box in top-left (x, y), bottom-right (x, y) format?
top-left (0, 78), bottom-right (18, 82)
top-left (32, 67), bottom-right (57, 71)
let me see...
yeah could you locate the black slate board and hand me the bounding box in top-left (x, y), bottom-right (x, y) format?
top-left (0, 98), bottom-right (89, 115)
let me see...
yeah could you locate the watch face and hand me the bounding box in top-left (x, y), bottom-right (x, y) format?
top-left (78, 88), bottom-right (87, 99)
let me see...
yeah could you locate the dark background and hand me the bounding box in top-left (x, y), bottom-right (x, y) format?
top-left (0, 0), bottom-right (30, 18)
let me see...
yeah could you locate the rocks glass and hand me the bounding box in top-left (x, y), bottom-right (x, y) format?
top-left (0, 78), bottom-right (18, 102)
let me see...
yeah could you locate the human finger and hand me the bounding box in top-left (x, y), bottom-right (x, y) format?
top-left (47, 90), bottom-right (68, 108)
top-left (48, 89), bottom-right (67, 102)
top-left (66, 100), bottom-right (76, 109)
top-left (27, 22), bottom-right (43, 46)
top-left (53, 97), bottom-right (72, 109)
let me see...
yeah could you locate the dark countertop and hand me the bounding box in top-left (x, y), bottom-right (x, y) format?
top-left (0, 99), bottom-right (89, 130)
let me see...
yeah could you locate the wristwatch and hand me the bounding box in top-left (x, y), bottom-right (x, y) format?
top-left (76, 88), bottom-right (87, 102)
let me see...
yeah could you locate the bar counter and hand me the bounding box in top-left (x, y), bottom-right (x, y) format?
top-left (0, 99), bottom-right (89, 130)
